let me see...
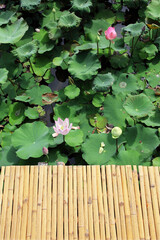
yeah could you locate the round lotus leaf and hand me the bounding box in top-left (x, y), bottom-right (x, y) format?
top-left (0, 11), bottom-right (15, 26)
top-left (82, 133), bottom-right (116, 165)
top-left (109, 54), bottom-right (129, 69)
top-left (146, 1), bottom-right (160, 20)
top-left (65, 129), bottom-right (84, 147)
top-left (89, 114), bottom-right (107, 129)
top-left (64, 85), bottom-right (80, 99)
top-left (123, 93), bottom-right (155, 118)
top-left (0, 18), bottom-right (28, 44)
top-left (0, 146), bottom-right (20, 166)
top-left (122, 22), bottom-right (145, 37)
top-left (0, 68), bottom-right (8, 85)
top-left (0, 99), bottom-right (10, 121)
top-left (92, 73), bottom-right (115, 92)
top-left (53, 57), bottom-right (63, 66)
top-left (71, 0), bottom-right (92, 12)
top-left (107, 150), bottom-right (141, 166)
top-left (104, 94), bottom-right (129, 128)
top-left (21, 0), bottom-right (41, 9)
top-left (12, 40), bottom-right (38, 61)
top-left (112, 73), bottom-right (138, 94)
top-left (26, 85), bottom-right (52, 105)
top-left (140, 110), bottom-right (160, 127)
top-left (33, 29), bottom-right (54, 54)
top-left (125, 124), bottom-right (159, 158)
top-left (12, 121), bottom-right (50, 159)
top-left (9, 102), bottom-right (26, 125)
top-left (58, 11), bottom-right (81, 28)
top-left (92, 93), bottom-right (104, 107)
top-left (24, 107), bottom-right (39, 119)
top-left (139, 44), bottom-right (158, 60)
top-left (68, 51), bottom-right (101, 81)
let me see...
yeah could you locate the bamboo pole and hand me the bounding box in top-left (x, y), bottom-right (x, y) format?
top-left (87, 166), bottom-right (94, 240)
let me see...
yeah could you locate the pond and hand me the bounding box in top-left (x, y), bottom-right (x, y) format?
top-left (0, 0), bottom-right (160, 167)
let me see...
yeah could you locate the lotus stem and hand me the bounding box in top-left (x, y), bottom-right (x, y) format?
top-left (29, 59), bottom-right (35, 75)
top-left (116, 139), bottom-right (118, 155)
top-left (109, 40), bottom-right (112, 56)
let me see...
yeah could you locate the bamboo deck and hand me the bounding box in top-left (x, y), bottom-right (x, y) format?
top-left (0, 165), bottom-right (160, 240)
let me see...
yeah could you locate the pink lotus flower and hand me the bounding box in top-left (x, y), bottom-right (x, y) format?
top-left (105, 27), bottom-right (117, 40)
top-left (52, 118), bottom-right (72, 137)
top-left (42, 147), bottom-right (48, 155)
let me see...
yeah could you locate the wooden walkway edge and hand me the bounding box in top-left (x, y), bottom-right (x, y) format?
top-left (0, 165), bottom-right (160, 240)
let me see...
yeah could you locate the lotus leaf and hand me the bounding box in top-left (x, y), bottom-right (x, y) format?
top-left (140, 110), bottom-right (160, 127)
top-left (26, 85), bottom-right (52, 105)
top-left (146, 0), bottom-right (160, 20)
top-left (0, 11), bottom-right (15, 26)
top-left (9, 102), bottom-right (26, 125)
top-left (108, 150), bottom-right (141, 166)
top-left (112, 73), bottom-right (138, 94)
top-left (0, 68), bottom-right (8, 85)
top-left (152, 157), bottom-right (160, 166)
top-left (12, 121), bottom-right (50, 159)
top-left (123, 22), bottom-right (145, 37)
top-left (139, 44), bottom-right (158, 60)
top-left (82, 133), bottom-right (116, 165)
top-left (64, 85), bottom-right (80, 99)
top-left (89, 114), bottom-right (107, 129)
top-left (92, 93), bottom-right (104, 107)
top-left (12, 41), bottom-right (38, 61)
top-left (68, 51), bottom-right (101, 81)
top-left (25, 107), bottom-right (39, 119)
top-left (92, 73), bottom-right (115, 92)
top-left (65, 129), bottom-right (84, 147)
top-left (0, 18), bottom-right (28, 44)
top-left (58, 11), bottom-right (81, 28)
top-left (48, 149), bottom-right (68, 165)
top-left (33, 29), bottom-right (54, 54)
top-left (21, 0), bottom-right (41, 9)
top-left (71, 0), bottom-right (92, 12)
top-left (109, 54), bottom-right (129, 69)
top-left (125, 124), bottom-right (159, 159)
top-left (123, 94), bottom-right (155, 118)
top-left (104, 94), bottom-right (130, 127)
top-left (0, 146), bottom-right (20, 166)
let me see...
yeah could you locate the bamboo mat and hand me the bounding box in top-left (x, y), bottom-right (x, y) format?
top-left (0, 165), bottom-right (160, 240)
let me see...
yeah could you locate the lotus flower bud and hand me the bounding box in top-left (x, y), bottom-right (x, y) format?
top-left (111, 127), bottom-right (122, 139)
top-left (0, 4), bottom-right (6, 9)
top-left (35, 28), bottom-right (40, 32)
top-left (42, 147), bottom-right (48, 155)
top-left (105, 27), bottom-right (117, 40)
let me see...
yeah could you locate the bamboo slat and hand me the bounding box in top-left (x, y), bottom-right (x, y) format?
top-left (0, 165), bottom-right (160, 240)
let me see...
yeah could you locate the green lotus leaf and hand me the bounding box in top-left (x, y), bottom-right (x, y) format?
top-left (9, 102), bottom-right (26, 125)
top-left (17, 72), bottom-right (35, 90)
top-left (21, 0), bottom-right (41, 9)
top-left (123, 93), bottom-right (155, 118)
top-left (152, 157), bottom-right (160, 166)
top-left (0, 146), bottom-right (20, 166)
top-left (82, 133), bottom-right (116, 165)
top-left (112, 73), bottom-right (139, 94)
top-left (84, 19), bottom-right (110, 42)
top-left (89, 113), bottom-right (107, 129)
top-left (123, 22), bottom-right (145, 37)
top-left (95, 8), bottom-right (116, 24)
top-left (64, 85), bottom-right (80, 99)
top-left (104, 94), bottom-right (130, 127)
top-left (0, 98), bottom-right (10, 121)
top-left (140, 110), bottom-right (160, 127)
top-left (12, 121), bottom-right (50, 159)
top-left (0, 132), bottom-right (12, 147)
top-left (33, 29), bottom-right (54, 54)
top-left (12, 40), bottom-right (38, 61)
top-left (109, 54), bottom-right (129, 69)
top-left (26, 85), bottom-right (52, 105)
top-left (65, 129), bottom-right (84, 147)
top-left (58, 11), bottom-right (81, 28)
top-left (92, 73), bottom-right (115, 91)
top-left (53, 57), bottom-right (63, 66)
top-left (125, 124), bottom-right (159, 159)
top-left (139, 44), bottom-right (158, 60)
top-left (0, 68), bottom-right (8, 84)
top-left (146, 0), bottom-right (160, 20)
top-left (71, 0), bottom-right (92, 13)
top-left (0, 18), bottom-right (28, 44)
top-left (92, 93), bottom-right (104, 107)
top-left (0, 11), bottom-right (15, 26)
top-left (0, 52), bottom-right (16, 78)
top-left (25, 107), bottom-right (39, 119)
top-left (68, 51), bottom-right (101, 81)
top-left (30, 55), bottom-right (51, 76)
top-left (107, 150), bottom-right (141, 166)
top-left (48, 149), bottom-right (68, 165)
